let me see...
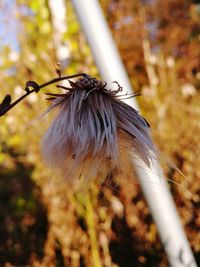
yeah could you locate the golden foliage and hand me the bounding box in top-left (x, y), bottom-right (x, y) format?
top-left (0, 0), bottom-right (199, 266)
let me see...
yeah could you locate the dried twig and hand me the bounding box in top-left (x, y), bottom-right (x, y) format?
top-left (0, 73), bottom-right (86, 117)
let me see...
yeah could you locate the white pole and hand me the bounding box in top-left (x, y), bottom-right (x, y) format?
top-left (71, 0), bottom-right (138, 109)
top-left (71, 0), bottom-right (197, 266)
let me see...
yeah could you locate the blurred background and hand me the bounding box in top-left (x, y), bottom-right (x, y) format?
top-left (0, 0), bottom-right (200, 266)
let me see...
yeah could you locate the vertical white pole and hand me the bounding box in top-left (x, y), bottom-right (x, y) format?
top-left (71, 0), bottom-right (197, 266)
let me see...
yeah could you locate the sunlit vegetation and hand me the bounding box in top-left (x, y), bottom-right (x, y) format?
top-left (0, 0), bottom-right (199, 266)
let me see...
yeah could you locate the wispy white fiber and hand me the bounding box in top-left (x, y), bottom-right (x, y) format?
top-left (42, 75), bottom-right (157, 183)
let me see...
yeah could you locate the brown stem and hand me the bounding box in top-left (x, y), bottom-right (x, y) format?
top-left (0, 73), bottom-right (86, 117)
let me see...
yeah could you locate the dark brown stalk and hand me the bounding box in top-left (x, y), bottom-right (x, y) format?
top-left (0, 73), bottom-right (86, 117)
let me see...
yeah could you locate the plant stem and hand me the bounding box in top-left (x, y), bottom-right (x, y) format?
top-left (85, 191), bottom-right (102, 267)
top-left (0, 73), bottom-right (86, 117)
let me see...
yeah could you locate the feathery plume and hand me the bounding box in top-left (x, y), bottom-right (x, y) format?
top-left (42, 74), bottom-right (157, 184)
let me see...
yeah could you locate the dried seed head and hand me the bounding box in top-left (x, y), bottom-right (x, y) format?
top-left (42, 75), bottom-right (156, 185)
top-left (75, 75), bottom-right (103, 89)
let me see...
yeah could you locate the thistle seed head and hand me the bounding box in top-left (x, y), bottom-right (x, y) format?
top-left (42, 75), bottom-right (156, 185)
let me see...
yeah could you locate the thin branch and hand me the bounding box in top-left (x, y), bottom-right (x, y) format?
top-left (0, 73), bottom-right (86, 117)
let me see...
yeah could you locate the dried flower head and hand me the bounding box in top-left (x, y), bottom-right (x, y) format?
top-left (42, 74), bottom-right (156, 185)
